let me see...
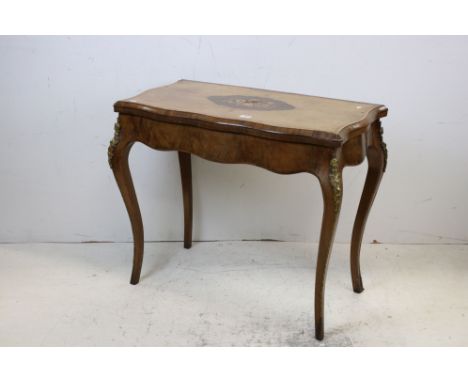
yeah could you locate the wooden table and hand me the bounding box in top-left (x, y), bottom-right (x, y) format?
top-left (108, 80), bottom-right (388, 340)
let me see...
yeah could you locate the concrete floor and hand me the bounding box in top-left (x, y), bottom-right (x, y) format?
top-left (0, 242), bottom-right (467, 346)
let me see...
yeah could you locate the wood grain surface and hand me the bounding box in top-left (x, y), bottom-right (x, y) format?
top-left (114, 80), bottom-right (387, 147)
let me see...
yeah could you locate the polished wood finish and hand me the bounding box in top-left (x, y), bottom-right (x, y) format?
top-left (109, 80), bottom-right (388, 340)
top-left (115, 79), bottom-right (387, 147)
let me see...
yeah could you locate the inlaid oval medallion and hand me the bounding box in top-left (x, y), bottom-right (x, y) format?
top-left (208, 95), bottom-right (294, 111)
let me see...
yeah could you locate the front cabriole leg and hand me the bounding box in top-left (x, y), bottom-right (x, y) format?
top-left (108, 120), bottom-right (144, 285)
top-left (314, 156), bottom-right (343, 340)
top-left (350, 121), bottom-right (387, 293)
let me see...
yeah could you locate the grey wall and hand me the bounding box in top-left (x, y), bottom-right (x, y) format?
top-left (1, 36), bottom-right (467, 243)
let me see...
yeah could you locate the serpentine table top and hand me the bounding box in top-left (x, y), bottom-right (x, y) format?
top-left (114, 79), bottom-right (387, 147)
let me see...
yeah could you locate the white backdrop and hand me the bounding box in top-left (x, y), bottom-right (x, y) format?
top-left (1, 36), bottom-right (467, 244)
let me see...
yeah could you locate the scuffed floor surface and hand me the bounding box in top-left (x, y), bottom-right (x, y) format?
top-left (0, 242), bottom-right (467, 346)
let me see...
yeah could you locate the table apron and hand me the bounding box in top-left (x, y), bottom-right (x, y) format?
top-left (118, 114), bottom-right (343, 175)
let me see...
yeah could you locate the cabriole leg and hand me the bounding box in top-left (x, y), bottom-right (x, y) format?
top-left (315, 158), bottom-right (343, 340)
top-left (350, 121), bottom-right (387, 293)
top-left (108, 122), bottom-right (144, 285)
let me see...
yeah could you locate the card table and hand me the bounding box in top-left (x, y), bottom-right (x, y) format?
top-left (108, 80), bottom-right (388, 340)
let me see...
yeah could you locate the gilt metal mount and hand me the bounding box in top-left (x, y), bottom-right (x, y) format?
top-left (108, 121), bottom-right (121, 169)
top-left (378, 124), bottom-right (388, 173)
top-left (329, 158), bottom-right (342, 214)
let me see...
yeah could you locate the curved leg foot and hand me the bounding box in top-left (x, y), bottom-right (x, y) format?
top-left (350, 121), bottom-right (386, 293)
top-left (315, 158), bottom-right (343, 341)
top-left (178, 152), bottom-right (193, 249)
top-left (109, 122), bottom-right (144, 285)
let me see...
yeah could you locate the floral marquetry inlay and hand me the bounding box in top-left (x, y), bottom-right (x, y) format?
top-left (207, 95), bottom-right (295, 111)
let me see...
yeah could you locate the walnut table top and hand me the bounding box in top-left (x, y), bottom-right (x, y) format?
top-left (115, 79), bottom-right (387, 147)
